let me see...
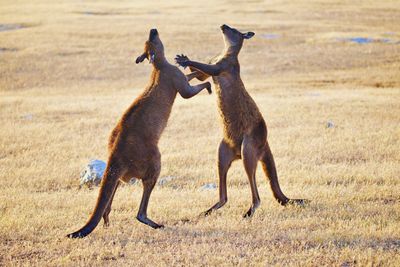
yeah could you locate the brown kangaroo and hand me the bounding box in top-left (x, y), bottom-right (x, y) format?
top-left (67, 29), bottom-right (211, 238)
top-left (176, 24), bottom-right (306, 218)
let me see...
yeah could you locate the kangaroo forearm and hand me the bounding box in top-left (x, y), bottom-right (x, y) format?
top-left (188, 61), bottom-right (221, 76)
top-left (195, 71), bottom-right (210, 81)
top-left (179, 82), bottom-right (210, 99)
top-left (179, 86), bottom-right (202, 99)
top-left (186, 71), bottom-right (209, 82)
top-left (186, 71), bottom-right (200, 82)
top-left (189, 66), bottom-right (197, 73)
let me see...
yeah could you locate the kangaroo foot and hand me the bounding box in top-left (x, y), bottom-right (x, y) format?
top-left (200, 200), bottom-right (227, 217)
top-left (136, 215), bottom-right (164, 229)
top-left (200, 208), bottom-right (214, 217)
top-left (243, 208), bottom-right (255, 218)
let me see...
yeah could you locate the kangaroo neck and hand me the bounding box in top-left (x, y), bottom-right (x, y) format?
top-left (146, 68), bottom-right (177, 102)
top-left (153, 56), bottom-right (169, 70)
top-left (222, 45), bottom-right (240, 58)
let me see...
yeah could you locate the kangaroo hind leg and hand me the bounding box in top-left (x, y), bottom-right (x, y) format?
top-left (102, 180), bottom-right (120, 227)
top-left (242, 135), bottom-right (263, 218)
top-left (261, 142), bottom-right (308, 206)
top-left (136, 157), bottom-right (163, 229)
top-left (202, 140), bottom-right (238, 217)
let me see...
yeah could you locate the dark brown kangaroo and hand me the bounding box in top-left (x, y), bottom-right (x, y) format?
top-left (176, 24), bottom-right (306, 218)
top-left (67, 29), bottom-right (211, 238)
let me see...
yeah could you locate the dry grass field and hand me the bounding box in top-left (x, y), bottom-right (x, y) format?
top-left (1, 0), bottom-right (399, 266)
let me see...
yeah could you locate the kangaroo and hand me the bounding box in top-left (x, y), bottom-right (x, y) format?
top-left (67, 29), bottom-right (211, 238)
top-left (175, 24), bottom-right (306, 218)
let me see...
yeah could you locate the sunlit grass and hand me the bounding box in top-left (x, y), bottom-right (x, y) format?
top-left (1, 0), bottom-right (399, 266)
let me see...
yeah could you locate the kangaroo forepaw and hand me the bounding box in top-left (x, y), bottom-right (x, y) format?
top-left (175, 54), bottom-right (190, 68)
top-left (206, 82), bottom-right (212, 94)
top-left (176, 54), bottom-right (189, 61)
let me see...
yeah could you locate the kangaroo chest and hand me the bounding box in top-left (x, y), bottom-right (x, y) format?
top-left (213, 74), bottom-right (262, 139)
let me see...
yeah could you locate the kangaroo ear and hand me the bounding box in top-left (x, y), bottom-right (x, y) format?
top-left (135, 52), bottom-right (147, 64)
top-left (243, 32), bottom-right (255, 39)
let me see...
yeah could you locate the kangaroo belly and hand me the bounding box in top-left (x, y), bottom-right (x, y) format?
top-left (214, 75), bottom-right (264, 147)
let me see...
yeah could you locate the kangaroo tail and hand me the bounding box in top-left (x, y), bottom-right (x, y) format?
top-left (67, 163), bottom-right (121, 238)
top-left (260, 142), bottom-right (290, 205)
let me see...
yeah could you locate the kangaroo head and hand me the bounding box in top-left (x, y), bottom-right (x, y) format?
top-left (220, 24), bottom-right (255, 53)
top-left (136, 29), bottom-right (165, 65)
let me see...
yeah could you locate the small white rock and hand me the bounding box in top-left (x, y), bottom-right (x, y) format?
top-left (158, 176), bottom-right (176, 186)
top-left (199, 183), bottom-right (217, 191)
top-left (128, 178), bottom-right (138, 185)
top-left (307, 92), bottom-right (321, 97)
top-left (79, 159), bottom-right (139, 188)
top-left (22, 114), bottom-right (33, 120)
top-left (80, 159), bottom-right (106, 187)
top-left (326, 121), bottom-right (335, 128)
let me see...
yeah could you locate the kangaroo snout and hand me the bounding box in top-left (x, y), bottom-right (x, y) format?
top-left (220, 24), bottom-right (229, 32)
top-left (149, 28), bottom-right (158, 41)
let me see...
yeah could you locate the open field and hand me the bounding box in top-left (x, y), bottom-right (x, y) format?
top-left (1, 0), bottom-right (399, 266)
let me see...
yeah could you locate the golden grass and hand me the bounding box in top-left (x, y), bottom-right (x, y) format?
top-left (0, 0), bottom-right (399, 266)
